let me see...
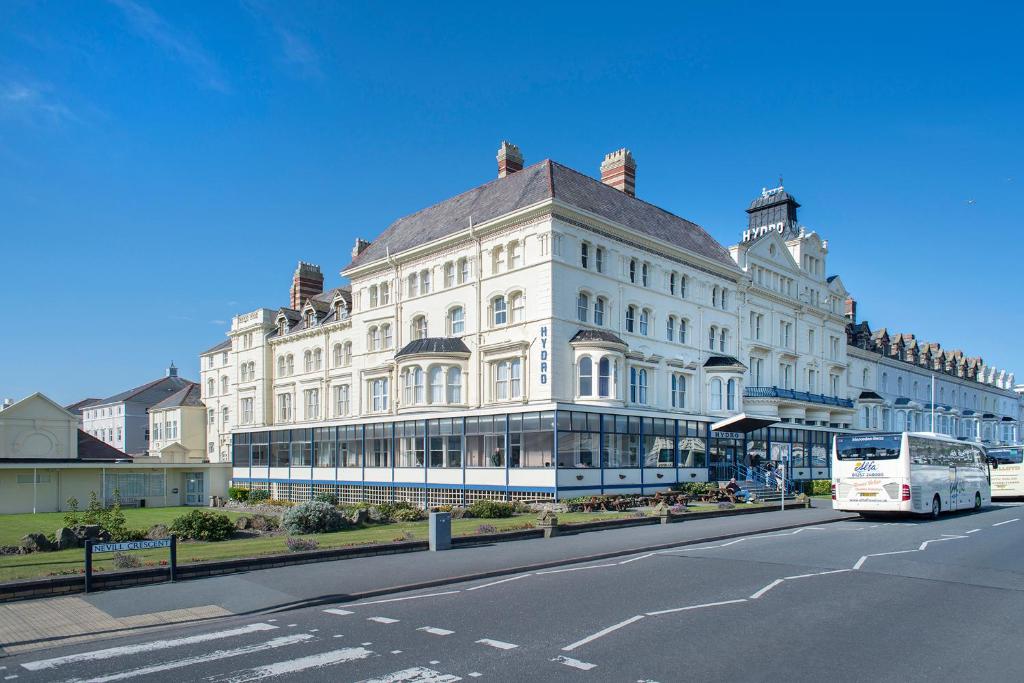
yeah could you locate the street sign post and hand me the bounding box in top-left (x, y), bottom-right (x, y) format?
top-left (84, 536), bottom-right (177, 593)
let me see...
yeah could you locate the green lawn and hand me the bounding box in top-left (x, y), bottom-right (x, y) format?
top-left (0, 504), bottom-right (758, 582)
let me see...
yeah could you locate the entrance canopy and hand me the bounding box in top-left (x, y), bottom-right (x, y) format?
top-left (711, 413), bottom-right (778, 434)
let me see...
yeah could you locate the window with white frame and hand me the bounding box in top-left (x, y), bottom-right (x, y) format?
top-left (641, 262), bottom-right (649, 287)
top-left (629, 367), bottom-right (648, 404)
top-left (277, 393), bottom-right (292, 421)
top-left (708, 325), bottom-right (717, 351)
top-left (750, 356), bottom-right (764, 385)
top-left (494, 359), bottom-right (522, 400)
top-left (595, 247), bottom-right (604, 273)
top-left (420, 268), bottom-right (431, 294)
top-left (449, 306), bottom-right (465, 335)
top-left (667, 315), bottom-right (676, 341)
top-left (726, 379), bottom-right (737, 410)
top-left (444, 262), bottom-right (455, 288)
top-left (429, 366), bottom-right (444, 403)
top-left (303, 350), bottom-right (313, 372)
top-left (408, 272), bottom-right (419, 298)
top-left (334, 384), bottom-right (350, 416)
top-left (639, 308), bottom-right (649, 336)
top-left (712, 286), bottom-right (719, 308)
top-left (241, 397), bottom-right (253, 424)
top-left (629, 258), bottom-right (637, 283)
top-left (208, 378), bottom-right (216, 396)
top-left (370, 378), bottom-right (389, 412)
top-left (343, 342), bottom-right (352, 366)
top-left (458, 257), bottom-right (469, 284)
top-left (669, 272), bottom-right (676, 295)
top-left (751, 312), bottom-right (763, 340)
top-left (446, 367), bottom-right (462, 403)
top-left (313, 347), bottom-right (322, 370)
top-left (671, 373), bottom-right (686, 408)
top-left (779, 363), bottom-right (793, 389)
top-left (679, 318), bottom-right (688, 344)
top-left (594, 297), bottom-right (606, 326)
top-left (598, 357), bottom-right (613, 397)
top-left (221, 376), bottom-right (229, 394)
top-left (492, 296), bottom-right (507, 326)
top-left (303, 389), bottom-right (319, 420)
top-left (710, 378), bottom-right (723, 410)
top-left (369, 285), bottom-right (378, 308)
top-left (625, 305), bottom-right (636, 333)
top-left (382, 324), bottom-right (393, 349)
top-left (508, 241), bottom-right (522, 268)
top-left (221, 406), bottom-right (229, 425)
top-left (577, 292), bottom-right (589, 322)
top-left (208, 408), bottom-right (214, 425)
top-left (380, 282), bottom-right (390, 305)
top-left (369, 326), bottom-right (381, 351)
top-left (403, 367), bottom-right (426, 405)
top-left (510, 292), bottom-right (524, 323)
top-left (679, 274), bottom-right (687, 298)
top-left (719, 328), bottom-right (728, 353)
top-left (286, 354), bottom-right (294, 375)
top-left (412, 315), bottom-right (428, 339)
top-left (581, 242), bottom-right (589, 269)
top-left (720, 288), bottom-right (728, 310)
top-left (578, 356), bottom-right (593, 396)
top-left (492, 245), bottom-right (505, 273)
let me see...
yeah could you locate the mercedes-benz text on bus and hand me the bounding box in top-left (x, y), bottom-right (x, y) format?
top-left (987, 446), bottom-right (1023, 498)
top-left (832, 432), bottom-right (990, 517)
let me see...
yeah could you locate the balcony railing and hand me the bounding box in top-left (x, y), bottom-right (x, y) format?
top-left (744, 386), bottom-right (854, 409)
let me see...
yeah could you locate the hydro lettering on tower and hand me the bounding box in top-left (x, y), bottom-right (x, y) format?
top-left (539, 325), bottom-right (549, 384)
top-left (742, 185), bottom-right (800, 243)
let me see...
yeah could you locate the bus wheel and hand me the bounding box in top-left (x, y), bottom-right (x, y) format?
top-left (974, 492), bottom-right (982, 510)
top-left (930, 496), bottom-right (941, 519)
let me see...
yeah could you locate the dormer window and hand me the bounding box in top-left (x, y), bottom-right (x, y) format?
top-left (305, 311), bottom-right (315, 327)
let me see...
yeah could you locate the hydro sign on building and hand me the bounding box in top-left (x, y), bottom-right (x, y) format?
top-left (539, 325), bottom-right (549, 384)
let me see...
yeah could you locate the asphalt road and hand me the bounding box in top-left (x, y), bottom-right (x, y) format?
top-left (4, 503), bottom-right (1023, 682)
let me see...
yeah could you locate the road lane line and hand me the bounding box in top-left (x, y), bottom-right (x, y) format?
top-left (476, 639), bottom-right (518, 650)
top-left (552, 655), bottom-right (597, 671)
top-left (353, 591), bottom-right (460, 606)
top-left (618, 553), bottom-right (656, 565)
top-left (645, 599), bottom-right (747, 617)
top-left (21, 623), bottom-right (278, 671)
top-left (466, 574), bottom-right (531, 591)
top-left (562, 615), bottom-right (646, 651)
top-left (214, 647), bottom-right (375, 682)
top-left (750, 579), bottom-right (784, 599)
top-left (417, 627), bottom-right (455, 636)
top-left (353, 667), bottom-right (461, 682)
top-left (919, 535), bottom-right (966, 550)
top-left (853, 555), bottom-right (868, 569)
top-left (965, 529), bottom-right (981, 534)
top-left (992, 518), bottom-right (1019, 527)
top-left (61, 634), bottom-right (313, 683)
top-left (536, 563), bottom-right (617, 575)
top-left (367, 617), bottom-right (400, 624)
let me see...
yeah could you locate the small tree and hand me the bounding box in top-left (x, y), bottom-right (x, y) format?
top-left (63, 497), bottom-right (81, 528)
top-left (106, 489), bottom-right (127, 538)
top-left (83, 491), bottom-right (104, 525)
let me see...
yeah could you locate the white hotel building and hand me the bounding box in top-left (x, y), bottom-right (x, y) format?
top-left (211, 143), bottom-right (1021, 504)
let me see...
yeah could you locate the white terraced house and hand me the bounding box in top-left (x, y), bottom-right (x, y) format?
top-left (204, 143), bottom-right (1022, 506)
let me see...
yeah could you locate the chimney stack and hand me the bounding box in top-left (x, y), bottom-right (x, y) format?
top-left (351, 238), bottom-right (371, 259)
top-left (844, 296), bottom-right (857, 324)
top-left (496, 141), bottom-right (523, 178)
top-left (600, 148), bottom-right (637, 197)
top-left (290, 261), bottom-right (324, 309)
top-left (167, 362), bottom-right (178, 378)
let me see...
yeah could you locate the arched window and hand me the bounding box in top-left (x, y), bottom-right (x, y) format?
top-left (458, 257), bottom-right (469, 284)
top-left (447, 367), bottom-right (462, 403)
top-left (449, 307), bottom-right (464, 335)
top-left (577, 292), bottom-right (589, 322)
top-left (719, 328), bottom-right (728, 352)
top-left (508, 241), bottom-right (522, 268)
top-left (862, 368), bottom-right (869, 386)
top-left (679, 319), bottom-right (688, 344)
top-left (726, 379), bottom-right (737, 410)
top-left (630, 367), bottom-right (638, 402)
top-left (403, 369), bottom-right (415, 404)
top-left (408, 272), bottom-right (419, 298)
top-left (443, 262), bottom-right (455, 288)
top-left (221, 376), bottom-right (229, 394)
top-left (420, 268), bottom-right (431, 294)
top-left (638, 369), bottom-right (648, 404)
top-left (304, 350), bottom-right (313, 372)
top-left (369, 285), bottom-right (378, 307)
top-left (207, 378), bottom-right (215, 396)
top-left (666, 315), bottom-right (676, 341)
top-left (429, 366), bottom-right (444, 403)
top-left (382, 324), bottom-right (393, 349)
top-left (594, 297), bottom-right (606, 326)
top-left (581, 242), bottom-right (589, 268)
top-left (712, 286), bottom-right (719, 308)
top-left (641, 262), bottom-right (649, 287)
top-left (492, 296), bottom-right (507, 326)
top-left (721, 289), bottom-right (728, 310)
top-left (414, 367), bottom-right (425, 404)
top-left (285, 354), bottom-right (294, 375)
top-left (598, 357), bottom-right (611, 397)
top-left (639, 309), bottom-right (649, 336)
top-left (313, 348), bottom-right (322, 370)
top-left (578, 357), bottom-right (593, 396)
top-left (671, 374), bottom-right (687, 408)
top-left (333, 344), bottom-right (343, 367)
top-left (629, 259), bottom-right (637, 283)
top-left (369, 326), bottom-right (381, 351)
top-left (710, 378), bottom-right (723, 410)
top-left (679, 274), bottom-right (687, 298)
top-left (669, 272), bottom-right (676, 295)
top-left (380, 282), bottom-right (390, 304)
top-left (897, 376), bottom-right (903, 395)
top-left (412, 316), bottom-right (428, 340)
top-left (881, 372), bottom-right (888, 391)
top-left (510, 292), bottom-right (524, 322)
top-left (343, 342), bottom-right (352, 366)
top-left (709, 326), bottom-right (717, 351)
top-left (625, 305), bottom-right (636, 333)
top-left (492, 245), bottom-right (505, 273)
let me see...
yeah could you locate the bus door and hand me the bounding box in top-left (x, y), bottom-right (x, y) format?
top-left (947, 464), bottom-right (959, 510)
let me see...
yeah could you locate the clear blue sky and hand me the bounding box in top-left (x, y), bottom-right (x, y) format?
top-left (2, 1), bottom-right (1021, 405)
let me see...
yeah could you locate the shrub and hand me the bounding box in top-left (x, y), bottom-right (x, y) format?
top-left (467, 500), bottom-right (516, 519)
top-left (110, 527), bottom-right (149, 542)
top-left (377, 501), bottom-right (416, 522)
top-left (248, 489), bottom-right (270, 504)
top-left (670, 503), bottom-right (687, 514)
top-left (266, 499), bottom-right (295, 507)
top-left (63, 497), bottom-right (81, 528)
top-left (286, 537), bottom-right (320, 552)
top-left (475, 524), bottom-right (498, 534)
top-left (111, 552), bottom-right (142, 569)
top-left (228, 487), bottom-right (250, 502)
top-left (313, 492), bottom-right (339, 506)
top-left (810, 480), bottom-right (831, 496)
top-left (282, 500), bottom-right (345, 535)
top-left (391, 507), bottom-right (424, 522)
top-left (676, 482), bottom-right (716, 497)
top-left (169, 510), bottom-right (236, 542)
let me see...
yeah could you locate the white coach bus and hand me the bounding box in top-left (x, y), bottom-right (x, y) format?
top-left (987, 446), bottom-right (1024, 498)
top-left (832, 432), bottom-right (990, 518)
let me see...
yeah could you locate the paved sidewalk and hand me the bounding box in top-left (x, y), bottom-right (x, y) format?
top-left (0, 505), bottom-right (853, 656)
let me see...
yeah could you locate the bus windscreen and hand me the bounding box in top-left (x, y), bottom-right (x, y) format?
top-left (987, 448), bottom-right (1023, 465)
top-left (836, 434), bottom-right (902, 461)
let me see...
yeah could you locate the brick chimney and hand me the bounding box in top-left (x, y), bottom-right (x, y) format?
top-left (600, 148), bottom-right (637, 197)
top-left (290, 261), bottom-right (323, 309)
top-left (496, 141), bottom-right (523, 178)
top-left (844, 296), bottom-right (857, 323)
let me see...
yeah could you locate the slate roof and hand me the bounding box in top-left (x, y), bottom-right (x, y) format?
top-left (746, 188), bottom-right (800, 212)
top-left (270, 286), bottom-right (352, 339)
top-left (97, 375), bottom-right (196, 407)
top-left (858, 391), bottom-right (884, 400)
top-left (77, 430), bottom-right (131, 461)
top-left (569, 329), bottom-right (627, 346)
top-left (65, 398), bottom-right (102, 415)
top-left (344, 160), bottom-right (738, 273)
top-left (151, 383), bottom-right (203, 410)
top-left (395, 337), bottom-right (471, 358)
top-left (894, 398), bottom-right (912, 406)
top-left (704, 355), bottom-right (745, 368)
top-left (201, 338), bottom-right (232, 355)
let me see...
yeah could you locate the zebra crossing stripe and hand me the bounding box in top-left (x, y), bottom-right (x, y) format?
top-left (60, 634), bottom-right (313, 683)
top-left (214, 647), bottom-right (375, 682)
top-left (353, 667), bottom-right (462, 682)
top-left (21, 623), bottom-right (278, 671)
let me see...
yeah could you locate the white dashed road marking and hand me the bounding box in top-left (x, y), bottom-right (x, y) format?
top-left (992, 518), bottom-right (1019, 526)
top-left (354, 591), bottom-right (460, 606)
top-left (966, 529), bottom-right (981, 534)
top-left (467, 575), bottom-right (530, 591)
top-left (21, 623), bottom-right (278, 671)
top-left (749, 579), bottom-right (784, 600)
top-left (476, 639), bottom-right (518, 650)
top-left (368, 617), bottom-right (400, 624)
top-left (645, 599), bottom-right (747, 617)
top-left (417, 627), bottom-right (455, 636)
top-left (618, 553), bottom-right (656, 565)
top-left (213, 647), bottom-right (374, 682)
top-left (553, 655), bottom-right (597, 671)
top-left (562, 615), bottom-right (646, 651)
top-left (354, 667), bottom-right (461, 682)
top-left (324, 608), bottom-right (354, 616)
top-left (536, 563), bottom-right (617, 575)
